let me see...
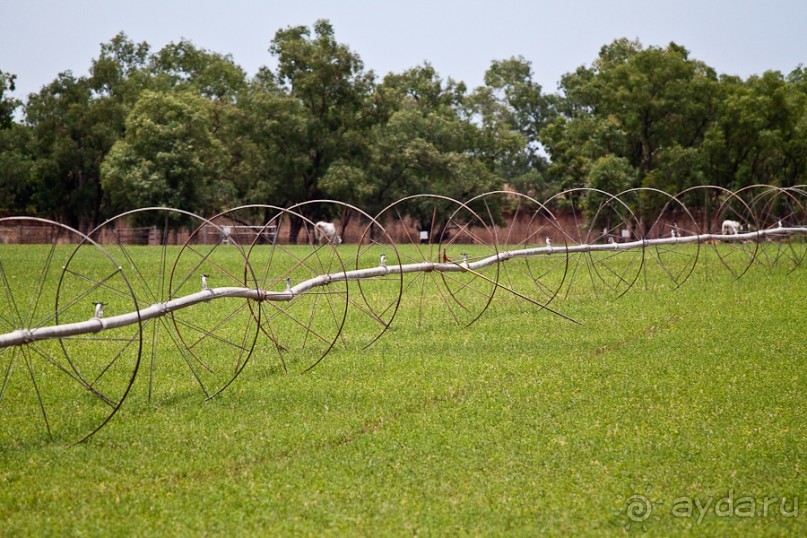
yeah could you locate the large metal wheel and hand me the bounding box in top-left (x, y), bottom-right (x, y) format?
top-left (616, 188), bottom-right (701, 290)
top-left (169, 212), bottom-right (261, 399)
top-left (220, 206), bottom-right (350, 374)
top-left (676, 186), bottom-right (758, 280)
top-left (458, 191), bottom-right (571, 315)
top-left (740, 185), bottom-right (806, 272)
top-left (545, 188), bottom-right (644, 300)
top-left (0, 217), bottom-right (141, 444)
top-left (288, 200), bottom-right (404, 350)
top-left (77, 208), bottom-right (258, 403)
top-left (374, 195), bottom-right (499, 328)
top-left (779, 186), bottom-right (807, 272)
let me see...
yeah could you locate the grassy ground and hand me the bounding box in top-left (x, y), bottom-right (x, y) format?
top-left (0, 243), bottom-right (804, 536)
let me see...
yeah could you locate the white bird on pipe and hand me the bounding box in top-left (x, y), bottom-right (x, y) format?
top-left (93, 302), bottom-right (107, 318)
top-left (201, 274), bottom-right (209, 290)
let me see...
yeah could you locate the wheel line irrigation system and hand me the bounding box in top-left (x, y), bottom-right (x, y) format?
top-left (1, 185), bottom-right (805, 443)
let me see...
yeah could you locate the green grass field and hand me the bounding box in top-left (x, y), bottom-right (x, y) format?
top-left (0, 242), bottom-right (804, 536)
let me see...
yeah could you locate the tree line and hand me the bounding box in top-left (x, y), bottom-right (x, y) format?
top-left (1, 20), bottom-right (805, 230)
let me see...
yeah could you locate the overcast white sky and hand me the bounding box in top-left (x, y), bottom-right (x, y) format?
top-left (2, 0), bottom-right (805, 101)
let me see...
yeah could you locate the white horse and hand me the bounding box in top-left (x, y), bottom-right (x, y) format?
top-left (314, 221), bottom-right (342, 245)
top-left (721, 219), bottom-right (741, 235)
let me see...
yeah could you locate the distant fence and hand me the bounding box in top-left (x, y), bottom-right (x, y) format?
top-left (2, 183), bottom-right (804, 246)
top-left (0, 223), bottom-right (278, 246)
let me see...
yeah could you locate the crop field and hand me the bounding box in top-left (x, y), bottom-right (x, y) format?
top-left (0, 242), bottom-right (804, 536)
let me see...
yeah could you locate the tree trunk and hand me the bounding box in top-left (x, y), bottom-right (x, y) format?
top-left (288, 216), bottom-right (302, 244)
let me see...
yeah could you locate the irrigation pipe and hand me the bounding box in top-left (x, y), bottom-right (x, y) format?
top-left (2, 226), bottom-right (804, 349)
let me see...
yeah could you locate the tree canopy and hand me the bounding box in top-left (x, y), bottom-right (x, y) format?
top-left (1, 24), bottom-right (805, 227)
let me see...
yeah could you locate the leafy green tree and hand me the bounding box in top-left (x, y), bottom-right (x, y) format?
top-left (101, 90), bottom-right (232, 220)
top-left (90, 32), bottom-right (152, 104)
top-left (0, 70), bottom-right (19, 129)
top-left (223, 71), bottom-right (309, 209)
top-left (24, 72), bottom-right (112, 227)
top-left (469, 57), bottom-right (568, 201)
top-left (87, 33), bottom-right (153, 157)
top-left (321, 65), bottom-right (465, 208)
top-left (0, 70), bottom-right (34, 215)
top-left (541, 114), bottom-right (630, 193)
top-left (149, 40), bottom-right (247, 102)
top-left (785, 66), bottom-right (807, 186)
top-left (702, 70), bottom-right (807, 188)
top-left (547, 39), bottom-right (718, 192)
top-left (587, 154), bottom-right (636, 193)
top-left (320, 64), bottom-right (498, 233)
top-left (17, 36), bottom-right (157, 225)
top-left (584, 154), bottom-right (636, 220)
top-left (0, 123), bottom-right (34, 216)
top-left (266, 19), bottom-right (375, 223)
top-left (10, 23), bottom-right (807, 227)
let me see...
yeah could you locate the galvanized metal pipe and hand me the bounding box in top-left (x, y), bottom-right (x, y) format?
top-left (1, 226), bottom-right (805, 349)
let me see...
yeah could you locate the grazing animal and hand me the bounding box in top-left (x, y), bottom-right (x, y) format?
top-left (313, 221), bottom-right (342, 245)
top-left (721, 219), bottom-right (741, 235)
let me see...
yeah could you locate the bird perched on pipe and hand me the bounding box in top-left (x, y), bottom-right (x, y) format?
top-left (93, 302), bottom-right (108, 318)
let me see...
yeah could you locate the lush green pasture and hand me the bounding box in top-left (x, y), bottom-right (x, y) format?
top-left (0, 242), bottom-right (804, 536)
